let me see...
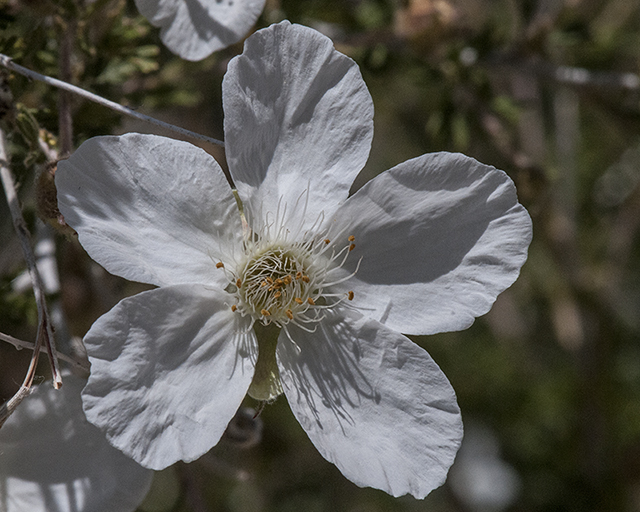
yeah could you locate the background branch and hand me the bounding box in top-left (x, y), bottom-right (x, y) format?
top-left (0, 332), bottom-right (89, 372)
top-left (0, 126), bottom-right (62, 427)
top-left (0, 53), bottom-right (224, 148)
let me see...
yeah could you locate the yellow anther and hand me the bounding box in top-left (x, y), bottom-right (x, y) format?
top-left (295, 272), bottom-right (302, 280)
top-left (284, 275), bottom-right (293, 285)
top-left (261, 281), bottom-right (268, 287)
top-left (324, 239), bottom-right (331, 244)
top-left (216, 262), bottom-right (224, 269)
top-left (307, 297), bottom-right (315, 305)
top-left (274, 291), bottom-right (281, 299)
top-left (266, 277), bottom-right (274, 284)
top-left (348, 235), bottom-right (355, 242)
top-left (275, 278), bottom-right (283, 286)
top-left (349, 244), bottom-right (355, 252)
top-left (286, 309), bottom-right (294, 320)
top-left (231, 304), bottom-right (237, 312)
top-left (348, 291), bottom-right (354, 301)
top-left (294, 297), bottom-right (304, 304)
top-left (261, 309), bottom-right (270, 316)
top-left (302, 275), bottom-right (310, 283)
top-left (236, 278), bottom-right (242, 288)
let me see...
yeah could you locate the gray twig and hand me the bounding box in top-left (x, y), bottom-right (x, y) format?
top-left (0, 53), bottom-right (224, 147)
top-left (0, 332), bottom-right (90, 372)
top-left (0, 318), bottom-right (46, 428)
top-left (0, 127), bottom-right (62, 427)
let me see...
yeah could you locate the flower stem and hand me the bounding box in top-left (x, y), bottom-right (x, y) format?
top-left (248, 322), bottom-right (283, 401)
top-left (0, 53), bottom-right (224, 147)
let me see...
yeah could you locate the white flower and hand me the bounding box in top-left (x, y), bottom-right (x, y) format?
top-left (135, 0), bottom-right (266, 61)
top-left (0, 374), bottom-right (153, 512)
top-left (56, 21), bottom-right (532, 498)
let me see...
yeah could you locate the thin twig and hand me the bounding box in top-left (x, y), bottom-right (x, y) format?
top-left (0, 386), bottom-right (33, 428)
top-left (0, 53), bottom-right (224, 147)
top-left (0, 127), bottom-right (62, 391)
top-left (0, 332), bottom-right (89, 372)
top-left (0, 317), bottom-right (45, 428)
top-left (483, 54), bottom-right (640, 91)
top-left (57, 18), bottom-right (75, 158)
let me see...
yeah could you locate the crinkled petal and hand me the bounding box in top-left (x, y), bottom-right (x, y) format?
top-left (327, 152), bottom-right (532, 335)
top-left (81, 284), bottom-right (257, 470)
top-left (276, 309), bottom-right (463, 499)
top-left (0, 374), bottom-right (153, 512)
top-left (135, 0), bottom-right (266, 61)
top-left (223, 21), bottom-right (374, 231)
top-left (57, 133), bottom-right (242, 288)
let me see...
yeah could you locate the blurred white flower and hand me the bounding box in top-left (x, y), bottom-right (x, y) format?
top-left (450, 424), bottom-right (521, 512)
top-left (56, 21), bottom-right (532, 498)
top-left (135, 0), bottom-right (266, 61)
top-left (0, 374), bottom-right (153, 512)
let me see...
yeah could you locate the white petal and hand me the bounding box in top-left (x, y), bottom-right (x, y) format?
top-left (81, 284), bottom-right (257, 470)
top-left (135, 0), bottom-right (176, 23)
top-left (0, 374), bottom-right (152, 512)
top-left (277, 310), bottom-right (463, 499)
top-left (57, 133), bottom-right (242, 288)
top-left (328, 152), bottom-right (532, 335)
top-left (223, 21), bottom-right (374, 230)
top-left (135, 0), bottom-right (266, 61)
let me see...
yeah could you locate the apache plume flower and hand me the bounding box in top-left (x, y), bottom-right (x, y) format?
top-left (135, 0), bottom-right (266, 60)
top-left (56, 21), bottom-right (532, 498)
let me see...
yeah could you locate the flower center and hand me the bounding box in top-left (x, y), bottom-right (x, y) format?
top-left (238, 244), bottom-right (317, 323)
top-left (216, 234), bottom-right (357, 329)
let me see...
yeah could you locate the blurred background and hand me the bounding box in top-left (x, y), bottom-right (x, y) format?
top-left (1, 0), bottom-right (640, 510)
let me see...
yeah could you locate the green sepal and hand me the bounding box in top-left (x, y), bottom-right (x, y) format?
top-left (247, 322), bottom-right (283, 401)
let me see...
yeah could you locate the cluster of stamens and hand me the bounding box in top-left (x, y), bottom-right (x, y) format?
top-left (216, 233), bottom-right (358, 331)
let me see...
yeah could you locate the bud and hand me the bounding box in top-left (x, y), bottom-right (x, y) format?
top-left (36, 162), bottom-right (77, 238)
top-left (222, 407), bottom-right (263, 449)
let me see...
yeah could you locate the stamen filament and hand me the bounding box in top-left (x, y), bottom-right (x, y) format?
top-left (222, 197), bottom-right (362, 331)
